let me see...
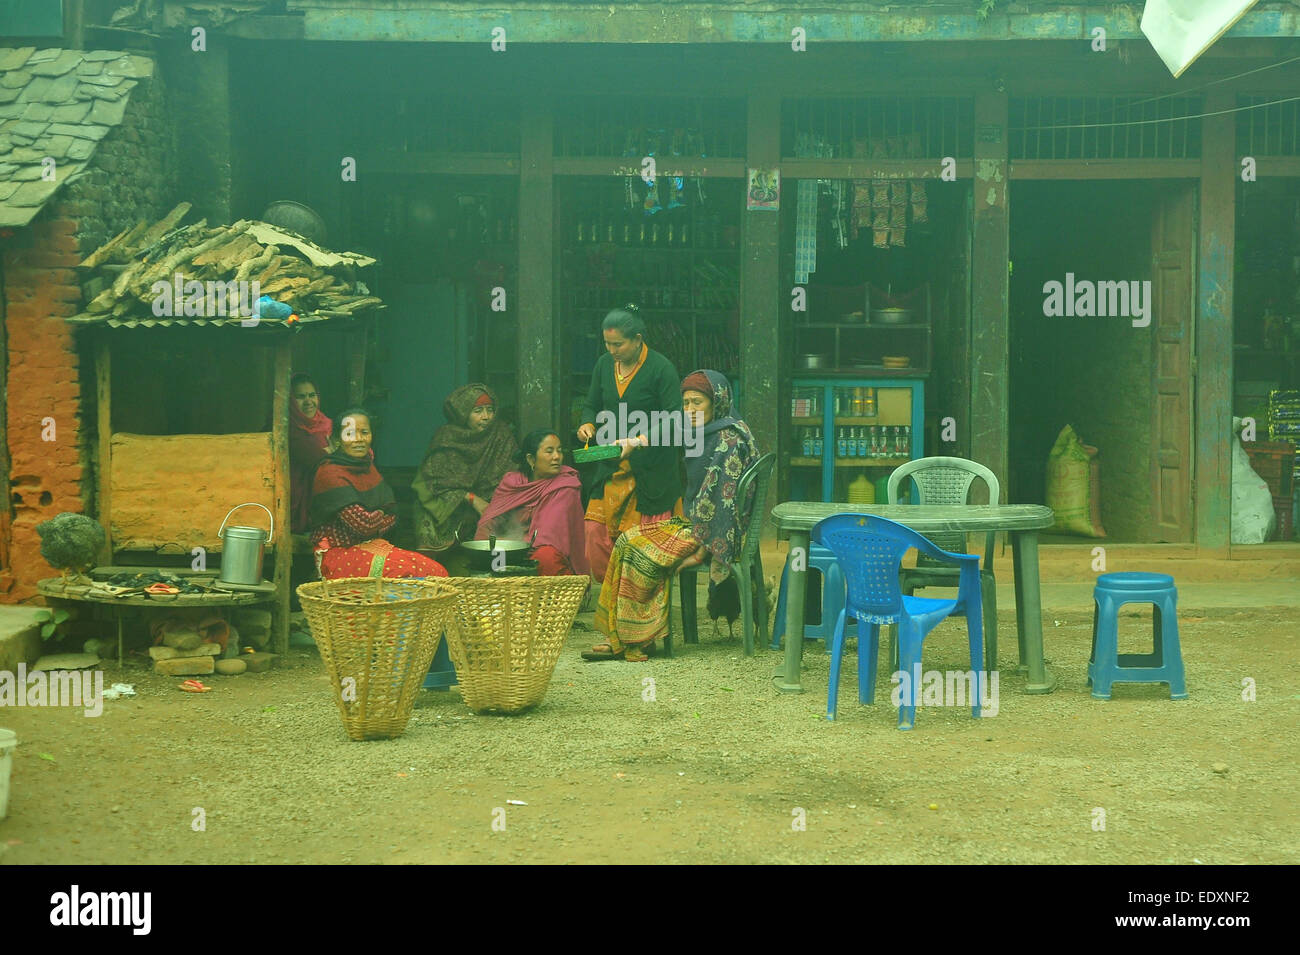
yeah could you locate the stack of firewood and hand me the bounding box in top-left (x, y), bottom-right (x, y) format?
top-left (73, 201), bottom-right (382, 323)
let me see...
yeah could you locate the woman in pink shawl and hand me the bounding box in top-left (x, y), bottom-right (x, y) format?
top-left (475, 430), bottom-right (589, 577)
top-left (289, 373), bottom-right (335, 533)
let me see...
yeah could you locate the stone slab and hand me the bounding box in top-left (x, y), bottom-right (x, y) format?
top-left (242, 652), bottom-right (279, 673)
top-left (148, 643), bottom-right (222, 661)
top-left (155, 655), bottom-right (214, 676)
top-left (33, 653), bottom-right (100, 671)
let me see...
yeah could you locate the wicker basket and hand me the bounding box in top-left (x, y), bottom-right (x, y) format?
top-left (297, 577), bottom-right (458, 740)
top-left (442, 575), bottom-right (588, 714)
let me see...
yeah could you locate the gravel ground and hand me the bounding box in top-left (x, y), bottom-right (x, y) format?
top-left (1, 605), bottom-right (1296, 865)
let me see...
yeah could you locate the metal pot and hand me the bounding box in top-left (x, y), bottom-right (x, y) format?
top-left (260, 201), bottom-right (327, 244)
top-left (798, 353), bottom-right (831, 370)
top-left (217, 503), bottom-right (273, 586)
top-left (458, 534), bottom-right (534, 572)
top-left (871, 308), bottom-right (914, 325)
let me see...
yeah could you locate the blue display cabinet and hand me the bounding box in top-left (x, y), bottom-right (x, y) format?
top-left (787, 378), bottom-right (925, 503)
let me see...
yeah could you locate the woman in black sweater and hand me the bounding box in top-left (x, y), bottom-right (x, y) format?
top-left (576, 304), bottom-right (685, 581)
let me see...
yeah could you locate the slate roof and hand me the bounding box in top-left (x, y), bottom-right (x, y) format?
top-left (0, 47), bottom-right (153, 229)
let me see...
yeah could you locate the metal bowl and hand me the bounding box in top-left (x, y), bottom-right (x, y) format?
top-left (871, 308), bottom-right (914, 325)
top-left (260, 201), bottom-right (328, 244)
top-left (798, 353), bottom-right (831, 370)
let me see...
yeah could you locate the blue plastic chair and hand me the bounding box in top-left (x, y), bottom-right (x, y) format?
top-left (770, 544), bottom-right (857, 648)
top-left (814, 513), bottom-right (985, 730)
top-left (1088, 572), bottom-right (1188, 700)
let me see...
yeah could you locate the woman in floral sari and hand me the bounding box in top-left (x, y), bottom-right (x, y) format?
top-left (585, 370), bottom-right (759, 661)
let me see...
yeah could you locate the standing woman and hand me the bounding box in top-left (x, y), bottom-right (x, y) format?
top-left (289, 373), bottom-right (334, 533)
top-left (474, 430), bottom-right (590, 576)
top-left (310, 409), bottom-right (449, 579)
top-left (411, 383), bottom-right (519, 551)
top-left (575, 304), bottom-right (684, 582)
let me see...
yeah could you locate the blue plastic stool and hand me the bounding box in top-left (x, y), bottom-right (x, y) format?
top-left (1088, 572), bottom-right (1187, 700)
top-left (771, 544), bottom-right (857, 649)
top-left (423, 633), bottom-right (458, 691)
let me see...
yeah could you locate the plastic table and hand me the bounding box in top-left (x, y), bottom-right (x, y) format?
top-left (769, 503), bottom-right (1058, 694)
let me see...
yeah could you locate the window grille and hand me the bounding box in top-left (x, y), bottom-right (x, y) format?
top-left (1237, 95), bottom-right (1300, 157)
top-left (553, 97), bottom-right (746, 158)
top-left (1009, 96), bottom-right (1202, 160)
top-left (782, 97), bottom-right (974, 159)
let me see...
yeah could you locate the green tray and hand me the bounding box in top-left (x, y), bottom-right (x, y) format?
top-left (573, 444), bottom-right (622, 463)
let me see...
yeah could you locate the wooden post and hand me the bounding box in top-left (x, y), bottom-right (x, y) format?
top-left (271, 339), bottom-right (292, 653)
top-left (742, 90), bottom-right (781, 540)
top-left (347, 323), bottom-right (368, 405)
top-left (969, 91), bottom-right (1011, 497)
top-left (1195, 94), bottom-right (1235, 552)
top-left (95, 338), bottom-right (113, 563)
top-left (517, 100), bottom-right (556, 435)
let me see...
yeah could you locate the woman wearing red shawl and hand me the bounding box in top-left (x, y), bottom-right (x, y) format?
top-left (310, 408), bottom-right (448, 580)
top-left (412, 383), bottom-right (520, 551)
top-left (474, 430), bottom-right (590, 576)
top-left (289, 374), bottom-right (334, 533)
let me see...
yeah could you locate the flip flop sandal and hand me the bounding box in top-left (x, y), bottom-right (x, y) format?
top-left (581, 644), bottom-right (624, 661)
top-left (179, 680), bottom-right (212, 693)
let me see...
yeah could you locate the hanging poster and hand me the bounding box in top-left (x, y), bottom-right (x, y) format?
top-left (747, 169), bottom-right (780, 211)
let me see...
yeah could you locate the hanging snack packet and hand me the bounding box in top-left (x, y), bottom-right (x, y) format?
top-left (890, 228), bottom-right (907, 247)
top-left (874, 228), bottom-right (889, 248)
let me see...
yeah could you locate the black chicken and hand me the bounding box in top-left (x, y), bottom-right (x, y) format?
top-left (706, 575), bottom-right (742, 639)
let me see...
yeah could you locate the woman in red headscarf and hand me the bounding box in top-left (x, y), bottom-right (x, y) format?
top-left (310, 408), bottom-right (448, 579)
top-left (289, 373), bottom-right (334, 533)
top-left (411, 383), bottom-right (519, 551)
top-left (474, 430), bottom-right (590, 576)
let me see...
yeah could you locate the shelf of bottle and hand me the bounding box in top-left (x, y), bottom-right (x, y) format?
top-left (791, 456), bottom-right (911, 467)
top-left (791, 416), bottom-right (910, 425)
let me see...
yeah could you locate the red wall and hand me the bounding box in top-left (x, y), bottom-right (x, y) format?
top-left (1, 214), bottom-right (86, 600)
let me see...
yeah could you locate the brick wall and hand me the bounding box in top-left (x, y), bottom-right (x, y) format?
top-left (1, 60), bottom-right (177, 602)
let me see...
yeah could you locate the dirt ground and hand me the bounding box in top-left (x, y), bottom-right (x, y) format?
top-left (1, 605), bottom-right (1296, 865)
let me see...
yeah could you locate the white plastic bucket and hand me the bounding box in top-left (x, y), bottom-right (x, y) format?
top-left (0, 728), bottom-right (15, 821)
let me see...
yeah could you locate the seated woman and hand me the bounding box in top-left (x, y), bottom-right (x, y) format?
top-left (473, 430), bottom-right (591, 577)
top-left (310, 408), bottom-right (448, 579)
top-left (412, 383), bottom-right (519, 551)
top-left (289, 373), bottom-right (334, 534)
top-left (585, 370), bottom-right (759, 662)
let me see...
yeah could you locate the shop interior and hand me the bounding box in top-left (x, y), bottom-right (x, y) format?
top-left (1233, 177), bottom-right (1300, 541)
top-left (779, 175), bottom-right (970, 505)
top-left (1009, 180), bottom-right (1161, 542)
top-left (557, 175), bottom-right (743, 434)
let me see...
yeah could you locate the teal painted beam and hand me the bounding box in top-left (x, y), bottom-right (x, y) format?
top-left (286, 6), bottom-right (1300, 44)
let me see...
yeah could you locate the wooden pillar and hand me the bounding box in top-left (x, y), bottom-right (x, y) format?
top-left (1195, 93), bottom-right (1236, 551)
top-left (347, 324), bottom-right (368, 405)
top-left (517, 100), bottom-right (556, 436)
top-left (969, 90), bottom-right (1010, 495)
top-left (742, 91), bottom-right (782, 539)
top-left (271, 340), bottom-right (292, 653)
top-left (95, 339), bottom-right (113, 563)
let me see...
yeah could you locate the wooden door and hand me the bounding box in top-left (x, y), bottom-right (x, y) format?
top-left (1150, 184), bottom-right (1197, 542)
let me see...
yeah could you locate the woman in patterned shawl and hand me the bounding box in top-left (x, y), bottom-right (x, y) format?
top-left (411, 383), bottom-right (520, 551)
top-left (585, 370), bottom-right (759, 661)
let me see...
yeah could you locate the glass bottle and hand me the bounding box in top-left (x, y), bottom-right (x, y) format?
top-left (863, 388), bottom-right (877, 417)
top-left (801, 428), bottom-right (814, 457)
top-left (836, 427), bottom-right (848, 459)
top-left (813, 428), bottom-right (823, 458)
